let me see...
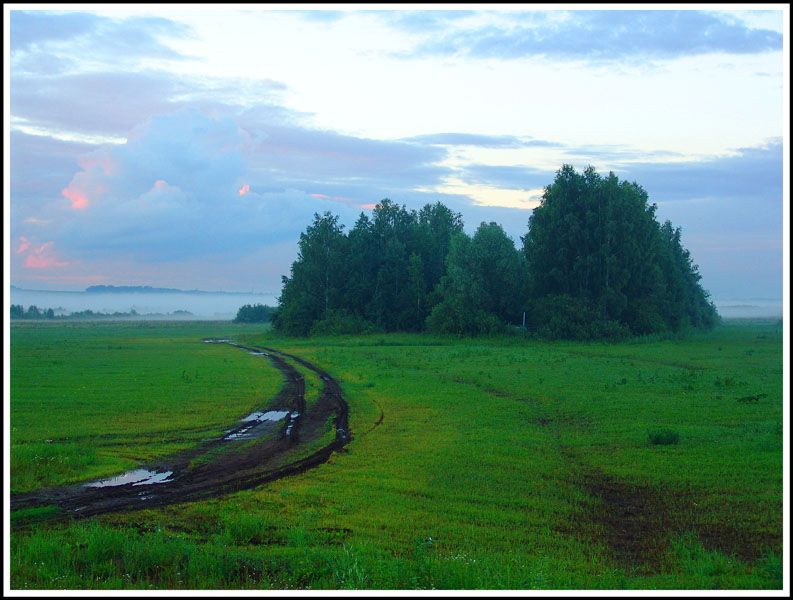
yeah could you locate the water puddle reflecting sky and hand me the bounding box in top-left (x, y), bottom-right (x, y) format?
top-left (225, 410), bottom-right (292, 440)
top-left (85, 469), bottom-right (174, 488)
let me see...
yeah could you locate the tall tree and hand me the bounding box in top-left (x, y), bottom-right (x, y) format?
top-left (426, 222), bottom-right (525, 334)
top-left (273, 212), bottom-right (347, 335)
top-left (522, 165), bottom-right (717, 337)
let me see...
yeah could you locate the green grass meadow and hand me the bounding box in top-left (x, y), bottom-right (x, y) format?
top-left (8, 319), bottom-right (786, 590)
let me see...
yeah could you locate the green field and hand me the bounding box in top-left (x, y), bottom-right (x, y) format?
top-left (9, 319), bottom-right (785, 590)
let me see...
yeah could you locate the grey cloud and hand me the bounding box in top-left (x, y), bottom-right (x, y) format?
top-left (9, 130), bottom-right (92, 221)
top-left (10, 10), bottom-right (101, 49)
top-left (11, 51), bottom-right (75, 75)
top-left (240, 121), bottom-right (452, 187)
top-left (10, 10), bottom-right (193, 61)
top-left (11, 68), bottom-right (291, 139)
top-left (402, 133), bottom-right (560, 149)
top-left (52, 108), bottom-right (248, 261)
top-left (11, 70), bottom-right (191, 137)
top-left (376, 10), bottom-right (478, 32)
top-left (616, 140), bottom-right (783, 205)
top-left (457, 164), bottom-right (555, 190)
top-left (287, 10), bottom-right (348, 23)
top-left (409, 10), bottom-right (782, 61)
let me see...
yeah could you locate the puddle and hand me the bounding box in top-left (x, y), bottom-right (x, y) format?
top-left (85, 469), bottom-right (173, 488)
top-left (241, 410), bottom-right (290, 423)
top-left (225, 410), bottom-right (291, 440)
top-left (285, 412), bottom-right (300, 436)
top-left (225, 427), bottom-right (255, 440)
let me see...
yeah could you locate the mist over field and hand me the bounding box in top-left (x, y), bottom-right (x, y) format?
top-left (9, 286), bottom-right (781, 321)
top-left (10, 287), bottom-right (278, 319)
top-left (713, 299), bottom-right (783, 319)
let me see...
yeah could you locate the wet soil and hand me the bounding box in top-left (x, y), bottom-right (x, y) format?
top-left (537, 427), bottom-right (779, 573)
top-left (10, 340), bottom-right (350, 524)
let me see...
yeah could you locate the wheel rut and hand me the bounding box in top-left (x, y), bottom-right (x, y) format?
top-left (11, 340), bottom-right (350, 525)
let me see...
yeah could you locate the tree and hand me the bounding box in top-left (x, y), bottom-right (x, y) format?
top-left (233, 304), bottom-right (275, 323)
top-left (522, 165), bottom-right (717, 338)
top-left (426, 223), bottom-right (525, 335)
top-left (273, 212), bottom-right (347, 335)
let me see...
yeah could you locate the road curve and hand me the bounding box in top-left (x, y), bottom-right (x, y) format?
top-left (11, 340), bottom-right (350, 524)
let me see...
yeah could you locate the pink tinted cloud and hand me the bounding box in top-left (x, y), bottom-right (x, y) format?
top-left (61, 173), bottom-right (106, 209)
top-left (238, 183), bottom-right (251, 196)
top-left (16, 236), bottom-right (31, 253)
top-left (61, 186), bottom-right (89, 208)
top-left (312, 193), bottom-right (364, 206)
top-left (154, 179), bottom-right (169, 190)
top-left (22, 241), bottom-right (70, 269)
top-left (359, 203), bottom-right (377, 210)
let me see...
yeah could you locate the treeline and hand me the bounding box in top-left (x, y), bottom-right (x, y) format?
top-left (273, 165), bottom-right (718, 339)
top-left (10, 305), bottom-right (194, 320)
top-left (85, 285), bottom-right (183, 294)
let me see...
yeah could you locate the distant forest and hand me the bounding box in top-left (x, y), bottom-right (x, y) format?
top-left (10, 305), bottom-right (194, 320)
top-left (274, 165), bottom-right (718, 339)
top-left (85, 285), bottom-right (185, 294)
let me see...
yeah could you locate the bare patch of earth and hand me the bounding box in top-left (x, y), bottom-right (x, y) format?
top-left (565, 467), bottom-right (781, 573)
top-left (534, 420), bottom-right (779, 573)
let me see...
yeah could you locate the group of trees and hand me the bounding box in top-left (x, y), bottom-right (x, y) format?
top-left (10, 305), bottom-right (196, 320)
top-left (10, 305), bottom-right (56, 320)
top-left (233, 303), bottom-right (275, 323)
top-left (274, 200), bottom-right (466, 335)
top-left (273, 165), bottom-right (718, 339)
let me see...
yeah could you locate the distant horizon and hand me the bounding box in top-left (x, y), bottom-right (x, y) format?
top-left (9, 283), bottom-right (278, 296)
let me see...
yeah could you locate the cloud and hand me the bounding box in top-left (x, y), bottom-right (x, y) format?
top-left (18, 240), bottom-right (70, 269)
top-left (53, 108), bottom-right (248, 260)
top-left (377, 9), bottom-right (479, 32)
top-left (616, 139), bottom-right (783, 205)
top-left (456, 164), bottom-right (557, 190)
top-left (10, 10), bottom-right (193, 61)
top-left (11, 70), bottom-right (192, 138)
top-left (16, 237), bottom-right (31, 253)
top-left (408, 10), bottom-right (783, 62)
top-left (402, 133), bottom-right (560, 149)
top-left (238, 118), bottom-right (452, 189)
top-left (9, 130), bottom-right (95, 239)
top-left (287, 10), bottom-right (349, 24)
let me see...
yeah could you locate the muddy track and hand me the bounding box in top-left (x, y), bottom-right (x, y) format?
top-left (11, 340), bottom-right (350, 525)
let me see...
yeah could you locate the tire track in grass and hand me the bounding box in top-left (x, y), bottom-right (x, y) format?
top-left (10, 340), bottom-right (350, 525)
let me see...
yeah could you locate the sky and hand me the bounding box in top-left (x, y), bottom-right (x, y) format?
top-left (4, 4), bottom-right (789, 302)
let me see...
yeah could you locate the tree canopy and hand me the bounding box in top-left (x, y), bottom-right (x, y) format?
top-left (272, 166), bottom-right (718, 339)
top-left (523, 165), bottom-right (717, 337)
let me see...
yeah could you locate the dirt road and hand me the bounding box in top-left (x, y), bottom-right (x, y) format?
top-left (11, 340), bottom-right (350, 524)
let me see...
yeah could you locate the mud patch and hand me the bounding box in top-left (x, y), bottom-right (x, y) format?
top-left (571, 469), bottom-right (781, 572)
top-left (577, 471), bottom-right (674, 572)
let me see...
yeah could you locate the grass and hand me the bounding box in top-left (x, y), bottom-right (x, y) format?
top-left (10, 320), bottom-right (280, 492)
top-left (9, 318), bottom-right (785, 590)
top-left (648, 428), bottom-right (680, 445)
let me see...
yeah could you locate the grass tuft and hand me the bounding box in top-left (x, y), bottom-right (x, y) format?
top-left (648, 428), bottom-right (680, 446)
